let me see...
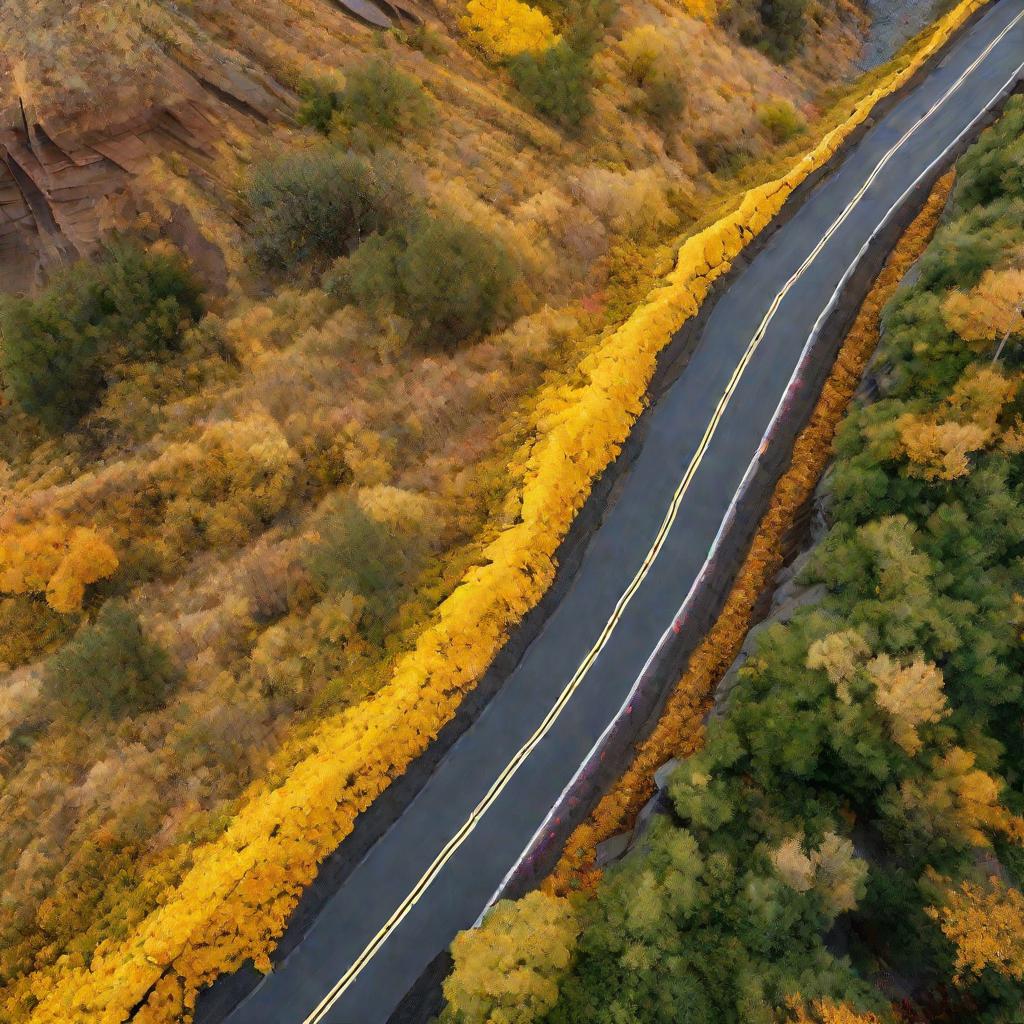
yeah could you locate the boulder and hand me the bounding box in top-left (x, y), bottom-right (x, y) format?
top-left (594, 831), bottom-right (631, 868)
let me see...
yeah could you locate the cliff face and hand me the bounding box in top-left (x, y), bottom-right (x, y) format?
top-left (0, 0), bottom-right (328, 291)
top-left (0, 101), bottom-right (207, 292)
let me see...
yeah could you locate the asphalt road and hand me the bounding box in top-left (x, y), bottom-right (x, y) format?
top-left (224, 5), bottom-right (1024, 1021)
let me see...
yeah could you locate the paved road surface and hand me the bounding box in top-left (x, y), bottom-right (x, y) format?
top-left (224, 5), bottom-right (1024, 1021)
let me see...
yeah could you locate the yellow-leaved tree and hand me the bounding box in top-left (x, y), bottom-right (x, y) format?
top-left (806, 628), bottom-right (871, 703)
top-left (771, 832), bottom-right (867, 915)
top-left (785, 996), bottom-right (884, 1024)
top-left (942, 267), bottom-right (1024, 349)
top-left (0, 520), bottom-right (118, 613)
top-left (461, 0), bottom-right (560, 60)
top-left (443, 892), bottom-right (580, 1024)
top-left (898, 365), bottom-right (1016, 480)
top-left (866, 653), bottom-right (947, 755)
top-left (928, 877), bottom-right (1024, 982)
top-left (899, 746), bottom-right (1024, 848)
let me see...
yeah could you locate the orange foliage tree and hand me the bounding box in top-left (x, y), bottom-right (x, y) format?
top-left (942, 266), bottom-right (1024, 349)
top-left (0, 521), bottom-right (118, 614)
top-left (866, 654), bottom-right (947, 755)
top-left (897, 365), bottom-right (1016, 480)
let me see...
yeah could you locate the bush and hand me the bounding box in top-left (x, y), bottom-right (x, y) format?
top-left (507, 42), bottom-right (592, 130)
top-left (619, 27), bottom-right (685, 132)
top-left (244, 148), bottom-right (410, 272)
top-left (304, 497), bottom-right (420, 643)
top-left (43, 600), bottom-right (182, 718)
top-left (536, 0), bottom-right (618, 54)
top-left (639, 70), bottom-right (685, 131)
top-left (327, 212), bottom-right (520, 348)
top-left (695, 133), bottom-right (751, 177)
top-left (759, 0), bottom-right (808, 61)
top-left (463, 0), bottom-right (561, 60)
top-left (296, 78), bottom-right (341, 134)
top-left (0, 242), bottom-right (202, 431)
top-left (757, 99), bottom-right (806, 144)
top-left (332, 59), bottom-right (433, 145)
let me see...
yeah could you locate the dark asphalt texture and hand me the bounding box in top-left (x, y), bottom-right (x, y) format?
top-left (224, 6), bottom-right (1024, 1021)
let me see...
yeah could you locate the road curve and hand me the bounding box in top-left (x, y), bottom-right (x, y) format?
top-left (223, 6), bottom-right (1024, 1022)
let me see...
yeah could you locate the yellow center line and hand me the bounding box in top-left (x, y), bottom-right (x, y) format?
top-left (296, 12), bottom-right (1024, 1023)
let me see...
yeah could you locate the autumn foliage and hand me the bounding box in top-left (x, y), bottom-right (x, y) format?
top-left (443, 892), bottom-right (580, 1024)
top-left (0, 520), bottom-right (118, 614)
top-left (462, 0), bottom-right (560, 59)
top-left (0, 1), bottom-right (996, 1021)
top-left (928, 878), bottom-right (1024, 982)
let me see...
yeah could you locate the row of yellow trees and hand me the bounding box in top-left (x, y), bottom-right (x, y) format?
top-left (9, 1), bottom-right (993, 1019)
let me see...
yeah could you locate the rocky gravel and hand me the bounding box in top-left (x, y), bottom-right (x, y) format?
top-left (860, 0), bottom-right (946, 68)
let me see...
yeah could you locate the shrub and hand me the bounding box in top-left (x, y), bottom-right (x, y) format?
top-left (328, 213), bottom-right (520, 348)
top-left (0, 242), bottom-right (202, 431)
top-left (304, 496), bottom-right (420, 643)
top-left (618, 24), bottom-right (663, 84)
top-left (758, 99), bottom-right (806, 144)
top-left (404, 22), bottom-right (448, 58)
top-left (244, 148), bottom-right (410, 272)
top-left (639, 70), bottom-right (684, 131)
top-left (759, 0), bottom-right (808, 62)
top-left (331, 59), bottom-right (433, 145)
top-left (296, 78), bottom-right (341, 134)
top-left (695, 133), bottom-right (751, 176)
top-left (554, 0), bottom-right (619, 53)
top-left (619, 26), bottom-right (685, 131)
top-left (507, 42), bottom-right (592, 130)
top-left (43, 600), bottom-right (182, 718)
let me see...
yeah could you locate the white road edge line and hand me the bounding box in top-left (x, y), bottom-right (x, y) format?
top-left (292, 9), bottom-right (1024, 1023)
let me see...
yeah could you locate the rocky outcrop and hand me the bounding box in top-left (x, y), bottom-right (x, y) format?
top-left (0, 0), bottom-right (435, 291)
